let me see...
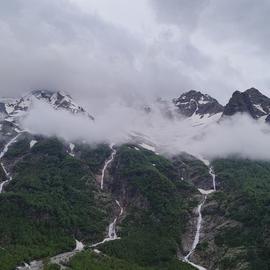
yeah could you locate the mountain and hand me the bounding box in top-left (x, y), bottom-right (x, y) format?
top-left (173, 88), bottom-right (270, 125)
top-left (172, 90), bottom-right (224, 126)
top-left (222, 88), bottom-right (270, 121)
top-left (173, 90), bottom-right (224, 117)
top-left (1, 89), bottom-right (94, 125)
top-left (0, 89), bottom-right (94, 148)
top-left (0, 88), bottom-right (270, 270)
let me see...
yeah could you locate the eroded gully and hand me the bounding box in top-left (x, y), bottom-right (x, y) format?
top-left (182, 161), bottom-right (216, 270)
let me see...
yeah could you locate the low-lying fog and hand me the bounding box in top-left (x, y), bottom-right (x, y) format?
top-left (22, 99), bottom-right (270, 161)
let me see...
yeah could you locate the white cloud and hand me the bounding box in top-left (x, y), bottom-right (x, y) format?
top-left (22, 99), bottom-right (270, 161)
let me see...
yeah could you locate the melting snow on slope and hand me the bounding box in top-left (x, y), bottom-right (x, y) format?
top-left (0, 134), bottom-right (22, 193)
top-left (30, 140), bottom-right (37, 148)
top-left (253, 104), bottom-right (267, 114)
top-left (139, 143), bottom-right (156, 152)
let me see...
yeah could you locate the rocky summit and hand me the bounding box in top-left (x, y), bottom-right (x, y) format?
top-left (173, 88), bottom-right (270, 125)
top-left (222, 88), bottom-right (270, 120)
top-left (173, 90), bottom-right (224, 118)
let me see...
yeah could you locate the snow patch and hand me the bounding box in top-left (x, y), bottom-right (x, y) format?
top-left (30, 140), bottom-right (37, 148)
top-left (253, 104), bottom-right (267, 114)
top-left (139, 143), bottom-right (156, 152)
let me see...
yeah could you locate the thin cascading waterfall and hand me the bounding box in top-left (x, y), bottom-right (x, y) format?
top-left (101, 144), bottom-right (116, 190)
top-left (0, 163), bottom-right (10, 193)
top-left (91, 199), bottom-right (123, 248)
top-left (116, 200), bottom-right (124, 216)
top-left (183, 195), bottom-right (207, 270)
top-left (0, 133), bottom-right (23, 193)
top-left (184, 195), bottom-right (207, 261)
top-left (91, 145), bottom-right (124, 248)
top-left (108, 217), bottom-right (118, 240)
top-left (183, 163), bottom-right (217, 270)
top-left (209, 167), bottom-right (216, 191)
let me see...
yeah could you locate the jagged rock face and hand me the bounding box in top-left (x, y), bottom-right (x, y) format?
top-left (173, 90), bottom-right (224, 118)
top-left (222, 88), bottom-right (270, 120)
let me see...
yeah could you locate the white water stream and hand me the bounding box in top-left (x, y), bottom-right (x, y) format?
top-left (209, 167), bottom-right (216, 191)
top-left (16, 240), bottom-right (84, 270)
top-left (183, 164), bottom-right (217, 270)
top-left (0, 133), bottom-right (23, 193)
top-left (101, 144), bottom-right (116, 190)
top-left (91, 146), bottom-right (124, 248)
top-left (91, 199), bottom-right (123, 248)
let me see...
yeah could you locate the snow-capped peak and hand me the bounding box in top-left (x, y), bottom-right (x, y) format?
top-left (31, 90), bottom-right (94, 119)
top-left (2, 90), bottom-right (94, 124)
top-left (173, 90), bottom-right (224, 126)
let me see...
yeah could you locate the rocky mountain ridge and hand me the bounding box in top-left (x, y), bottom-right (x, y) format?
top-left (173, 90), bottom-right (224, 118)
top-left (0, 89), bottom-right (94, 125)
top-left (2, 87), bottom-right (270, 130)
top-left (172, 87), bottom-right (270, 125)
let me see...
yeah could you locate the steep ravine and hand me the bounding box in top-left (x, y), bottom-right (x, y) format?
top-left (182, 162), bottom-right (217, 270)
top-left (91, 144), bottom-right (123, 248)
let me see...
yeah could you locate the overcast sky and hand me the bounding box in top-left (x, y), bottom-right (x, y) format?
top-left (1, 0), bottom-right (270, 107)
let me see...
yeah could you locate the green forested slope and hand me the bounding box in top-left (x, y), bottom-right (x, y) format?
top-left (212, 159), bottom-right (270, 270)
top-left (0, 138), bottom-right (111, 270)
top-left (99, 145), bottom-right (196, 270)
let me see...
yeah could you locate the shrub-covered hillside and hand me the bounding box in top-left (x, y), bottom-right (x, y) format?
top-left (0, 137), bottom-right (112, 270)
top-left (208, 159), bottom-right (270, 270)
